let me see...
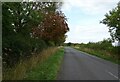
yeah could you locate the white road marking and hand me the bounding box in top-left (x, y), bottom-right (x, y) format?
top-left (106, 70), bottom-right (119, 80)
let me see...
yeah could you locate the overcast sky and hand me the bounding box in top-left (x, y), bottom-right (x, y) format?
top-left (61, 0), bottom-right (119, 43)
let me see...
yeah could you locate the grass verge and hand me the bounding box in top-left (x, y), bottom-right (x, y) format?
top-left (74, 47), bottom-right (119, 64)
top-left (24, 47), bottom-right (64, 80)
top-left (3, 47), bottom-right (59, 80)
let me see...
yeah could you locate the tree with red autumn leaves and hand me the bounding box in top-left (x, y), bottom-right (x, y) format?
top-left (32, 11), bottom-right (69, 45)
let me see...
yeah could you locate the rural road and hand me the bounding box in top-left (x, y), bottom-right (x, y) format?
top-left (57, 47), bottom-right (119, 80)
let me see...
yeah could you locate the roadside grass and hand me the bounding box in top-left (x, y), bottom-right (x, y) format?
top-left (74, 47), bottom-right (119, 64)
top-left (3, 47), bottom-right (60, 80)
top-left (24, 47), bottom-right (64, 80)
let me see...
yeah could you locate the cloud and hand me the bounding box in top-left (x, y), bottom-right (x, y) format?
top-left (65, 24), bottom-right (111, 43)
top-left (62, 0), bottom-right (119, 15)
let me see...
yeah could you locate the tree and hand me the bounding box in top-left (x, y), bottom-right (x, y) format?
top-left (67, 42), bottom-right (72, 46)
top-left (32, 10), bottom-right (69, 46)
top-left (100, 1), bottom-right (120, 42)
top-left (2, 2), bottom-right (46, 67)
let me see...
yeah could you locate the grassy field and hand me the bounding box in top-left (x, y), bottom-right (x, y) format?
top-left (24, 47), bottom-right (64, 80)
top-left (74, 47), bottom-right (119, 64)
top-left (3, 47), bottom-right (64, 80)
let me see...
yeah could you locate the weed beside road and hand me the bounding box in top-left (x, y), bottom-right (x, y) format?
top-left (3, 47), bottom-right (64, 80)
top-left (24, 47), bottom-right (64, 80)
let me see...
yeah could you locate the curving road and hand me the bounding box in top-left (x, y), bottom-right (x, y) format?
top-left (57, 47), bottom-right (119, 80)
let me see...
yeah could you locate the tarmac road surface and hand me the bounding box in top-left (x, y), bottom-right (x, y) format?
top-left (57, 47), bottom-right (119, 80)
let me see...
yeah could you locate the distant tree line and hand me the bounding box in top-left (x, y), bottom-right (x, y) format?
top-left (66, 39), bottom-right (119, 60)
top-left (2, 2), bottom-right (69, 67)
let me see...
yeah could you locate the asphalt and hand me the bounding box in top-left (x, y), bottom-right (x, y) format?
top-left (57, 47), bottom-right (119, 80)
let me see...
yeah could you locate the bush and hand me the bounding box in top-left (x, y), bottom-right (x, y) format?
top-left (2, 34), bottom-right (47, 68)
